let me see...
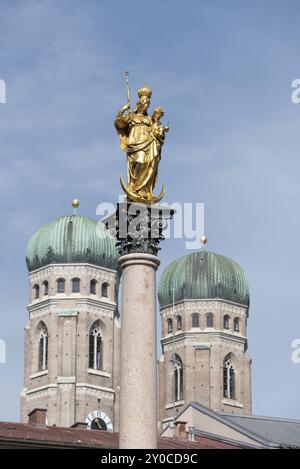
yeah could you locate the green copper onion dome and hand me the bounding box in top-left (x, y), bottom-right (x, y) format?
top-left (158, 250), bottom-right (249, 308)
top-left (26, 213), bottom-right (118, 272)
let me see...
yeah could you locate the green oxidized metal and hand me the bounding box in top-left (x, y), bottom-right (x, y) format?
top-left (26, 215), bottom-right (118, 272)
top-left (158, 250), bottom-right (250, 308)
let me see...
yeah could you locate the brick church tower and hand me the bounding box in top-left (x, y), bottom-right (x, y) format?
top-left (21, 201), bottom-right (120, 431)
top-left (158, 248), bottom-right (252, 429)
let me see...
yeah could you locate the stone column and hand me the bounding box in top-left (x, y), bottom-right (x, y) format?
top-left (118, 252), bottom-right (160, 449)
top-left (103, 202), bottom-right (174, 449)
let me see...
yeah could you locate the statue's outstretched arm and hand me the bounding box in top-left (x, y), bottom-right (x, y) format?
top-left (119, 103), bottom-right (131, 113)
top-left (115, 103), bottom-right (131, 129)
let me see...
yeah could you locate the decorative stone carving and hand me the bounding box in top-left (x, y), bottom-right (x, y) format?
top-left (210, 336), bottom-right (245, 351)
top-left (25, 387), bottom-right (57, 401)
top-left (103, 202), bottom-right (175, 256)
top-left (77, 304), bottom-right (114, 318)
top-left (162, 333), bottom-right (245, 353)
top-left (29, 264), bottom-right (116, 285)
top-left (76, 386), bottom-right (114, 401)
top-left (29, 304), bottom-right (59, 319)
top-left (161, 299), bottom-right (246, 319)
top-left (163, 336), bottom-right (202, 352)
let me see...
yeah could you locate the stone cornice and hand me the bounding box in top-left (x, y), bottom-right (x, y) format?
top-left (160, 299), bottom-right (247, 319)
top-left (28, 262), bottom-right (117, 276)
top-left (29, 264), bottom-right (117, 284)
top-left (161, 331), bottom-right (246, 345)
top-left (162, 331), bottom-right (246, 352)
top-left (77, 302), bottom-right (115, 319)
top-left (24, 384), bottom-right (57, 401)
top-left (28, 297), bottom-right (116, 320)
top-left (76, 384), bottom-right (115, 401)
top-left (23, 382), bottom-right (115, 401)
top-left (76, 297), bottom-right (116, 311)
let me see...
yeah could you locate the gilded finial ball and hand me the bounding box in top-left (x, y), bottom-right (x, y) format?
top-left (71, 198), bottom-right (80, 209)
top-left (200, 235), bottom-right (208, 245)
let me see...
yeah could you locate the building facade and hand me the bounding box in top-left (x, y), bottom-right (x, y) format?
top-left (21, 211), bottom-right (121, 430)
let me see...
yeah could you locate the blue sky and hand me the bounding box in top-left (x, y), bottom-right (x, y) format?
top-left (1, 0), bottom-right (300, 421)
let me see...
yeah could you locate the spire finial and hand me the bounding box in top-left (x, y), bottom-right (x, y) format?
top-left (200, 235), bottom-right (208, 250)
top-left (71, 198), bottom-right (80, 215)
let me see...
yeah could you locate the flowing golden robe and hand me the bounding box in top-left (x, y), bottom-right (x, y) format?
top-left (115, 110), bottom-right (161, 201)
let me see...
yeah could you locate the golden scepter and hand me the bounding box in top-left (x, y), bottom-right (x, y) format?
top-left (125, 70), bottom-right (130, 106)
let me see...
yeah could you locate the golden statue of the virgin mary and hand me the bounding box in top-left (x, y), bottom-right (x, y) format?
top-left (114, 82), bottom-right (169, 204)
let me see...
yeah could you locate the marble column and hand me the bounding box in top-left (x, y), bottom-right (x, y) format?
top-left (118, 252), bottom-right (160, 449)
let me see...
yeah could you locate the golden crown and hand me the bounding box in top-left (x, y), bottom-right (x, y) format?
top-left (138, 85), bottom-right (152, 99)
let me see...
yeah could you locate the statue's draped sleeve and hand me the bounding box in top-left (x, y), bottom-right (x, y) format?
top-left (114, 111), bottom-right (131, 151)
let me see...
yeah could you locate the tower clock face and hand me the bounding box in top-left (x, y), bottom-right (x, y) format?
top-left (91, 417), bottom-right (107, 430)
top-left (85, 410), bottom-right (113, 431)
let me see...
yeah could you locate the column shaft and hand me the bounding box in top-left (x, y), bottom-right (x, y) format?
top-left (119, 253), bottom-right (160, 449)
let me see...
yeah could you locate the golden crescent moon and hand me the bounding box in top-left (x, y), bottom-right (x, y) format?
top-left (120, 176), bottom-right (166, 205)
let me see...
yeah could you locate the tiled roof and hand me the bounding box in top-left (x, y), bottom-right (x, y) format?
top-left (0, 422), bottom-right (241, 449)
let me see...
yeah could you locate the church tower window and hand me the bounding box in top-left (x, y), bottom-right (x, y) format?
top-left (223, 355), bottom-right (235, 399)
top-left (101, 282), bottom-right (108, 298)
top-left (192, 313), bottom-right (199, 328)
top-left (234, 317), bottom-right (240, 332)
top-left (206, 313), bottom-right (214, 328)
top-left (89, 321), bottom-right (103, 370)
top-left (33, 284), bottom-right (40, 299)
top-left (176, 315), bottom-right (182, 331)
top-left (57, 278), bottom-right (65, 293)
top-left (90, 279), bottom-right (97, 295)
top-left (72, 277), bottom-right (80, 293)
top-left (38, 322), bottom-right (48, 371)
top-left (167, 318), bottom-right (173, 334)
top-left (223, 315), bottom-right (230, 329)
top-left (172, 354), bottom-right (183, 402)
top-left (43, 281), bottom-right (48, 296)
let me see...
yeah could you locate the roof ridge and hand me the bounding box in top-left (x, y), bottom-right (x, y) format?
top-left (220, 412), bottom-right (300, 424)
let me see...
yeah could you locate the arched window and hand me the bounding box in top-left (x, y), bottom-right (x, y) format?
top-left (90, 279), bottom-right (97, 295)
top-left (89, 321), bottom-right (103, 370)
top-left (33, 284), bottom-right (40, 299)
top-left (234, 317), bottom-right (240, 332)
top-left (192, 313), bottom-right (199, 328)
top-left (176, 315), bottom-right (182, 331)
top-left (223, 355), bottom-right (235, 399)
top-left (172, 354), bottom-right (183, 402)
top-left (72, 278), bottom-right (80, 293)
top-left (206, 313), bottom-right (214, 328)
top-left (167, 318), bottom-right (173, 334)
top-left (43, 281), bottom-right (48, 296)
top-left (57, 278), bottom-right (65, 293)
top-left (38, 322), bottom-right (48, 371)
top-left (223, 315), bottom-right (230, 330)
top-left (101, 282), bottom-right (108, 298)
